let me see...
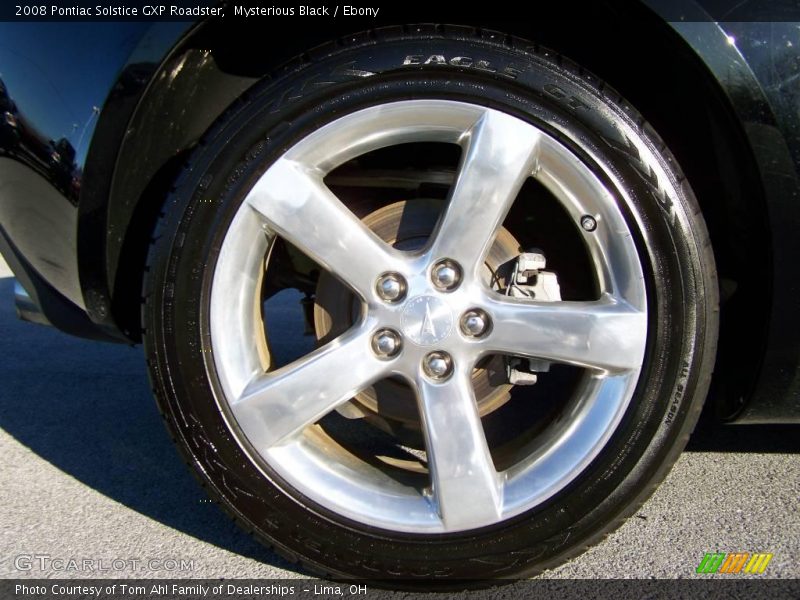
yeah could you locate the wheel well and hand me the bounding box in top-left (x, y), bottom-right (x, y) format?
top-left (112, 9), bottom-right (768, 417)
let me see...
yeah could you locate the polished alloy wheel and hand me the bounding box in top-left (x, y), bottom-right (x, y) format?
top-left (209, 100), bottom-right (648, 533)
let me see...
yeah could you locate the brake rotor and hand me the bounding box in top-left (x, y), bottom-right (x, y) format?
top-left (314, 199), bottom-right (520, 429)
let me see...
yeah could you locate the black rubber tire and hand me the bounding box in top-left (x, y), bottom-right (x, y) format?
top-left (142, 25), bottom-right (718, 586)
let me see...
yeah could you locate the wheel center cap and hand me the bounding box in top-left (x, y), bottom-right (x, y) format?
top-left (401, 295), bottom-right (453, 346)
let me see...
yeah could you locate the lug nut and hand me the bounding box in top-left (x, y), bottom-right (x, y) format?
top-left (460, 309), bottom-right (491, 338)
top-left (431, 259), bottom-right (462, 291)
top-left (423, 351), bottom-right (453, 380)
top-left (371, 329), bottom-right (402, 359)
top-left (376, 272), bottom-right (406, 303)
top-left (580, 215), bottom-right (597, 232)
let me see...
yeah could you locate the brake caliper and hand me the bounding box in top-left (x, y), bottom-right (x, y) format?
top-left (505, 251), bottom-right (561, 385)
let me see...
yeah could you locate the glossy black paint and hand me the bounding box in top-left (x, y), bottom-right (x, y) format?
top-left (707, 20), bottom-right (800, 422)
top-left (649, 8), bottom-right (800, 422)
top-left (0, 22), bottom-right (194, 340)
top-left (0, 3), bottom-right (798, 422)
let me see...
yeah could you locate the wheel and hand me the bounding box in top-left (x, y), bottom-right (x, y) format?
top-left (143, 26), bottom-right (718, 585)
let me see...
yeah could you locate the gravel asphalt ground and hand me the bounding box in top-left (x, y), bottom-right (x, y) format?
top-left (0, 256), bottom-right (797, 588)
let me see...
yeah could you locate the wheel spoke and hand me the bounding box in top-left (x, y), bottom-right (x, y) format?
top-left (231, 330), bottom-right (386, 449)
top-left (484, 294), bottom-right (647, 373)
top-left (429, 110), bottom-right (540, 276)
top-left (245, 158), bottom-right (399, 298)
top-left (416, 370), bottom-right (502, 529)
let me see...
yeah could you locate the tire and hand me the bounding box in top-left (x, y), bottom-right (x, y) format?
top-left (143, 26), bottom-right (718, 586)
